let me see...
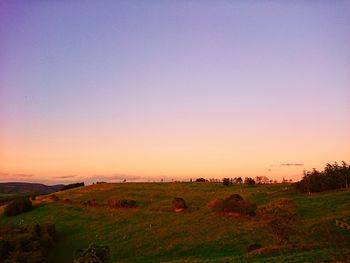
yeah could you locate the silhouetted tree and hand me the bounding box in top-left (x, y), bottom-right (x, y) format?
top-left (195, 178), bottom-right (207, 182)
top-left (294, 161), bottom-right (350, 193)
top-left (222, 178), bottom-right (230, 186)
top-left (235, 177), bottom-right (243, 184)
top-left (256, 176), bottom-right (270, 184)
top-left (244, 177), bottom-right (255, 185)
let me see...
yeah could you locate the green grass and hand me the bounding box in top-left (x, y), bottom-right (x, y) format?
top-left (1, 183), bottom-right (349, 262)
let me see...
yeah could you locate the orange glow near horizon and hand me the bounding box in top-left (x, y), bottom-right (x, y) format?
top-left (1, 115), bottom-right (349, 183)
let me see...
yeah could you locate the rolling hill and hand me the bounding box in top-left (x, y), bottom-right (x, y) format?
top-left (0, 183), bottom-right (349, 262)
top-left (0, 182), bottom-right (63, 196)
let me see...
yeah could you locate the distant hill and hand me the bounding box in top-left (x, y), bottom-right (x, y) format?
top-left (0, 182), bottom-right (63, 196)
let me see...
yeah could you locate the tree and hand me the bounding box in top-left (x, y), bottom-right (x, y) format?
top-left (255, 176), bottom-right (262, 184)
top-left (195, 178), bottom-right (207, 182)
top-left (234, 177), bottom-right (243, 184)
top-left (294, 161), bottom-right (350, 193)
top-left (222, 178), bottom-right (230, 186)
top-left (244, 177), bottom-right (255, 185)
top-left (341, 161), bottom-right (350, 189)
top-left (255, 176), bottom-right (270, 184)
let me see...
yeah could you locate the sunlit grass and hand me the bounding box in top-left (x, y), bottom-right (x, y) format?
top-left (0, 183), bottom-right (349, 262)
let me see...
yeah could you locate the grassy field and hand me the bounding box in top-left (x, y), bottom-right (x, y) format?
top-left (0, 183), bottom-right (349, 262)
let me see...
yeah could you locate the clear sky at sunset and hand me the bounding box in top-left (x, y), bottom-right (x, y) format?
top-left (1, 1), bottom-right (349, 184)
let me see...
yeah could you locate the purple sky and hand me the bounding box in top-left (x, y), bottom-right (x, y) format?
top-left (1, 1), bottom-right (350, 184)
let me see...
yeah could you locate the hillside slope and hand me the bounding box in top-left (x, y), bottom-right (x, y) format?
top-left (0, 183), bottom-right (349, 262)
top-left (0, 182), bottom-right (63, 195)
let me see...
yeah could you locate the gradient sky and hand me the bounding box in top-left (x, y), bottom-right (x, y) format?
top-left (1, 1), bottom-right (350, 184)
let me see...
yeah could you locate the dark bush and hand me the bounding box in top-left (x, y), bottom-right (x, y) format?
top-left (0, 223), bottom-right (56, 262)
top-left (33, 223), bottom-right (56, 239)
top-left (50, 194), bottom-right (60, 201)
top-left (64, 198), bottom-right (73, 204)
top-left (0, 195), bottom-right (18, 206)
top-left (61, 182), bottom-right (85, 191)
top-left (256, 198), bottom-right (298, 244)
top-left (45, 223), bottom-right (56, 238)
top-left (173, 197), bottom-right (187, 211)
top-left (107, 199), bottom-right (137, 209)
top-left (3, 197), bottom-right (32, 217)
top-left (74, 243), bottom-right (110, 263)
top-left (82, 199), bottom-right (98, 207)
top-left (207, 194), bottom-right (256, 215)
top-left (118, 199), bottom-right (136, 208)
top-left (246, 243), bottom-right (262, 253)
top-left (0, 240), bottom-right (10, 261)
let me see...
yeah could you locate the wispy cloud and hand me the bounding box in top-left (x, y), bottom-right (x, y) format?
top-left (280, 163), bottom-right (304, 167)
top-left (0, 173), bottom-right (34, 183)
top-left (53, 175), bottom-right (76, 179)
top-left (12, 174), bottom-right (33, 177)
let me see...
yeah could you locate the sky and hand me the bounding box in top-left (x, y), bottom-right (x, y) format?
top-left (1, 1), bottom-right (350, 184)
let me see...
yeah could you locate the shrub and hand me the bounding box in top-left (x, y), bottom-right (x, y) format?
top-left (82, 199), bottom-right (98, 207)
top-left (107, 199), bottom-right (137, 209)
top-left (74, 243), bottom-right (110, 263)
top-left (118, 199), bottom-right (137, 208)
top-left (64, 198), bottom-right (73, 204)
top-left (256, 198), bottom-right (298, 244)
top-left (3, 197), bottom-right (32, 217)
top-left (50, 194), bottom-right (60, 201)
top-left (208, 194), bottom-right (256, 215)
top-left (246, 243), bottom-right (262, 253)
top-left (173, 197), bottom-right (187, 211)
top-left (40, 223), bottom-right (56, 238)
top-left (0, 240), bottom-right (10, 261)
top-left (0, 223), bottom-right (56, 262)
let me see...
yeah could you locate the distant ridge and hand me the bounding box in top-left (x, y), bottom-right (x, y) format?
top-left (0, 182), bottom-right (63, 196)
